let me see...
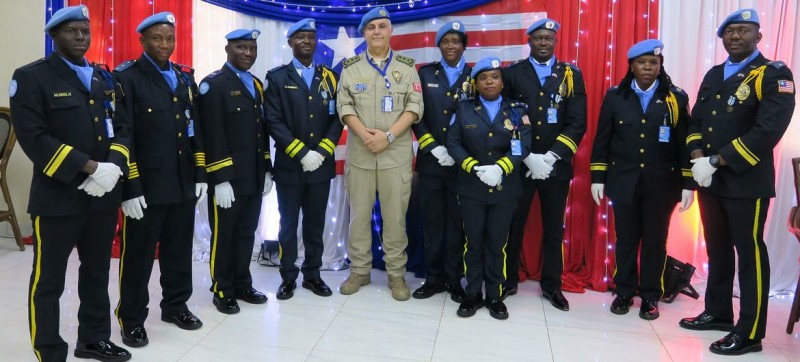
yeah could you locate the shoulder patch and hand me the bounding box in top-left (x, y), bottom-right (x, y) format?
top-left (114, 60), bottom-right (136, 72)
top-left (395, 54), bottom-right (415, 67)
top-left (8, 80), bottom-right (17, 98)
top-left (199, 82), bottom-right (210, 95)
top-left (343, 56), bottom-right (361, 68)
top-left (767, 61), bottom-right (787, 69)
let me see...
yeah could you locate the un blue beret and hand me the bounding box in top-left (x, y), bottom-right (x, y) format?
top-left (717, 9), bottom-right (760, 38)
top-left (627, 39), bottom-right (664, 59)
top-left (471, 56), bottom-right (502, 78)
top-left (435, 21), bottom-right (466, 46)
top-left (526, 18), bottom-right (560, 34)
top-left (287, 18), bottom-right (316, 38)
top-left (226, 29), bottom-right (260, 41)
top-left (136, 12), bottom-right (176, 33)
top-left (45, 5), bottom-right (90, 33)
top-left (358, 7), bottom-right (390, 35)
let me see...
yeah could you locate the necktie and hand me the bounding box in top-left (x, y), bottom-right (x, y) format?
top-left (301, 66), bottom-right (314, 89)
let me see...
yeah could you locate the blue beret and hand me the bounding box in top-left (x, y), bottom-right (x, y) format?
top-left (45, 5), bottom-right (90, 33)
top-left (526, 18), bottom-right (560, 34)
top-left (226, 29), bottom-right (260, 41)
top-left (717, 9), bottom-right (760, 37)
top-left (358, 7), bottom-right (390, 35)
top-left (435, 21), bottom-right (465, 46)
top-left (286, 18), bottom-right (316, 38)
top-left (136, 12), bottom-right (176, 34)
top-left (471, 56), bottom-right (502, 78)
top-left (627, 39), bottom-right (664, 59)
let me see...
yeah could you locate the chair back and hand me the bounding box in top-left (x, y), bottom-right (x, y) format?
top-left (0, 107), bottom-right (11, 165)
top-left (789, 158), bottom-right (800, 243)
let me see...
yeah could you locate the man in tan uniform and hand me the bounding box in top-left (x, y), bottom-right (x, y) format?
top-left (336, 6), bottom-right (423, 301)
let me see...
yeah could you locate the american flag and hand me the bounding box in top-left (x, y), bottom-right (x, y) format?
top-left (777, 80), bottom-right (795, 94)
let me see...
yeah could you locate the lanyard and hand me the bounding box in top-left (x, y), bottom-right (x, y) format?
top-left (367, 50), bottom-right (393, 90)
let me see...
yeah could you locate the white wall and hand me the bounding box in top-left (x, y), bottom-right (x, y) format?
top-left (0, 1), bottom-right (45, 238)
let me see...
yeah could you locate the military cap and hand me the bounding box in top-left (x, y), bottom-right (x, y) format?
top-left (717, 8), bottom-right (760, 37)
top-left (45, 5), bottom-right (89, 33)
top-left (526, 18), bottom-right (560, 34)
top-left (226, 29), bottom-right (261, 41)
top-left (286, 18), bottom-right (316, 38)
top-left (358, 7), bottom-right (390, 35)
top-left (471, 56), bottom-right (502, 78)
top-left (136, 12), bottom-right (176, 33)
top-left (627, 39), bottom-right (664, 59)
top-left (435, 21), bottom-right (466, 46)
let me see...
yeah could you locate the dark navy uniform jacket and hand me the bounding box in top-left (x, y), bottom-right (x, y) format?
top-left (687, 53), bottom-right (795, 198)
top-left (10, 54), bottom-right (129, 216)
top-left (198, 64), bottom-right (271, 196)
top-left (114, 55), bottom-right (206, 205)
top-left (448, 98), bottom-right (532, 204)
top-left (590, 84), bottom-right (694, 205)
top-left (413, 60), bottom-right (472, 178)
top-left (503, 59), bottom-right (587, 180)
top-left (264, 63), bottom-right (342, 184)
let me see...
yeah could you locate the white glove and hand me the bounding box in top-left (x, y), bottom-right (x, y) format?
top-left (88, 162), bottom-right (123, 191)
top-left (543, 151), bottom-right (558, 167)
top-left (474, 165), bottom-right (503, 187)
top-left (300, 150), bottom-right (325, 172)
top-left (690, 157), bottom-right (717, 187)
top-left (195, 183), bottom-right (208, 198)
top-left (121, 196), bottom-right (147, 220)
top-left (263, 172), bottom-right (273, 196)
top-left (215, 182), bottom-right (235, 209)
top-left (679, 189), bottom-right (694, 212)
top-left (78, 178), bottom-right (108, 197)
top-left (591, 183), bottom-right (605, 206)
top-left (523, 153), bottom-right (553, 180)
top-left (431, 146), bottom-right (456, 166)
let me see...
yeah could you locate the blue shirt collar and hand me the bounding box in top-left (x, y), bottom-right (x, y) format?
top-left (58, 55), bottom-right (89, 69)
top-left (226, 62), bottom-right (248, 75)
top-left (143, 52), bottom-right (172, 71)
top-left (441, 57), bottom-right (465, 72)
top-left (632, 79), bottom-right (658, 93)
top-left (725, 49), bottom-right (761, 67)
top-left (528, 56), bottom-right (554, 68)
top-left (292, 58), bottom-right (315, 70)
top-left (479, 95), bottom-right (503, 121)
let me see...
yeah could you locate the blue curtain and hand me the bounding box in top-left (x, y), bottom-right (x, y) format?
top-left (201, 0), bottom-right (495, 25)
top-left (45, 0), bottom-right (66, 56)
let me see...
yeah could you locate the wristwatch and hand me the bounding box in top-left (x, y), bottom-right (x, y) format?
top-left (709, 154), bottom-right (720, 168)
top-left (386, 131), bottom-right (396, 143)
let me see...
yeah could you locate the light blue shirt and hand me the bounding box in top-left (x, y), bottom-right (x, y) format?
top-left (441, 57), bottom-right (465, 87)
top-left (480, 95), bottom-right (503, 122)
top-left (226, 62), bottom-right (255, 98)
top-left (59, 56), bottom-right (93, 91)
top-left (723, 49), bottom-right (760, 81)
top-left (143, 53), bottom-right (177, 92)
top-left (292, 58), bottom-right (315, 89)
top-left (529, 56), bottom-right (555, 86)
top-left (632, 79), bottom-right (659, 112)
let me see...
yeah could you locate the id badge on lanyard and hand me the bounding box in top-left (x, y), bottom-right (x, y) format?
top-left (658, 114), bottom-right (670, 143)
top-left (510, 139), bottom-right (522, 156)
top-left (382, 95), bottom-right (393, 112)
top-left (186, 109), bottom-right (196, 138)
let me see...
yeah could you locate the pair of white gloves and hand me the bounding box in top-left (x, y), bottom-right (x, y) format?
top-left (523, 152), bottom-right (557, 180)
top-left (213, 172), bottom-right (274, 209)
top-left (690, 156), bottom-right (717, 188)
top-left (590, 185), bottom-right (694, 212)
top-left (121, 182), bottom-right (212, 219)
top-left (78, 162), bottom-right (124, 197)
top-left (300, 150), bottom-right (326, 172)
top-left (431, 146), bottom-right (456, 166)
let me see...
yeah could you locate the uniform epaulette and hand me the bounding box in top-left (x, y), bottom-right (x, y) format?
top-left (670, 85), bottom-right (687, 96)
top-left (91, 63), bottom-right (110, 72)
top-left (562, 62), bottom-right (580, 71)
top-left (395, 54), bottom-right (415, 67)
top-left (419, 61), bottom-right (438, 70)
top-left (114, 60), bottom-right (136, 72)
top-left (175, 63), bottom-right (194, 75)
top-left (204, 70), bottom-right (222, 80)
top-left (607, 85), bottom-right (619, 91)
top-left (266, 64), bottom-right (289, 75)
top-left (20, 58), bottom-right (46, 70)
top-left (510, 101), bottom-right (529, 110)
top-left (507, 59), bottom-right (525, 68)
top-left (767, 61), bottom-right (787, 69)
top-left (343, 55), bottom-right (361, 68)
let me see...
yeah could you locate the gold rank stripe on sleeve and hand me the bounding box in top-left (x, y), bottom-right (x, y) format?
top-left (732, 137), bottom-right (760, 166)
top-left (206, 157), bottom-right (233, 172)
top-left (43, 144), bottom-right (74, 177)
top-left (194, 152), bottom-right (206, 167)
top-left (319, 138), bottom-right (336, 156)
top-left (682, 168), bottom-right (693, 177)
top-left (496, 156), bottom-right (513, 175)
top-left (461, 157), bottom-right (478, 173)
top-left (590, 163), bottom-right (608, 171)
top-left (285, 139), bottom-right (306, 158)
top-left (686, 133), bottom-right (702, 145)
top-left (417, 133), bottom-right (434, 149)
top-left (110, 143), bottom-right (130, 165)
top-left (128, 163), bottom-right (139, 179)
top-left (556, 134), bottom-right (578, 154)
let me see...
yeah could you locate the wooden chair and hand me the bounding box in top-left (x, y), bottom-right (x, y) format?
top-left (0, 107), bottom-right (24, 251)
top-left (787, 157), bottom-right (800, 333)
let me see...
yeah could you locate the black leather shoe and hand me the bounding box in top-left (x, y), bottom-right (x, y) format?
top-left (610, 295), bottom-right (634, 315)
top-left (639, 299), bottom-right (659, 320)
top-left (302, 278), bottom-right (333, 297)
top-left (236, 288), bottom-right (268, 304)
top-left (74, 340), bottom-right (131, 361)
top-left (213, 295), bottom-right (241, 314)
top-left (446, 282), bottom-right (466, 303)
top-left (487, 297), bottom-right (509, 320)
top-left (543, 290), bottom-right (569, 311)
top-left (679, 312), bottom-right (734, 331)
top-left (502, 282), bottom-right (518, 300)
top-left (161, 310), bottom-right (203, 330)
top-left (709, 333), bottom-right (763, 355)
top-left (456, 294), bottom-right (483, 318)
top-left (120, 325), bottom-right (148, 348)
top-left (412, 283), bottom-right (445, 299)
top-left (277, 280), bottom-right (297, 300)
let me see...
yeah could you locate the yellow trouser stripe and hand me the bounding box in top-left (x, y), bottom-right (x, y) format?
top-left (210, 198), bottom-right (222, 297)
top-left (556, 135), bottom-right (577, 153)
top-left (44, 145), bottom-right (73, 177)
top-left (278, 244), bottom-right (283, 259)
top-left (732, 138), bottom-right (759, 166)
top-left (500, 235), bottom-right (508, 297)
top-left (319, 138), bottom-right (336, 155)
top-left (750, 198), bottom-right (763, 339)
top-left (115, 216), bottom-right (128, 329)
top-left (686, 133), bottom-right (702, 145)
top-left (659, 253), bottom-right (668, 296)
top-left (30, 217), bottom-right (43, 361)
top-left (110, 143), bottom-right (130, 166)
top-left (206, 158), bottom-right (233, 172)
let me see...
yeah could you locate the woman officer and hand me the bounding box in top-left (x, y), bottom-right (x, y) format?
top-left (448, 57), bottom-right (531, 320)
top-left (590, 39), bottom-right (695, 320)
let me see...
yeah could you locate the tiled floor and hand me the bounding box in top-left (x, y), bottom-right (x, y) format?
top-left (0, 239), bottom-right (798, 361)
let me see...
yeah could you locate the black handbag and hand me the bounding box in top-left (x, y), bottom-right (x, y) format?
top-left (661, 255), bottom-right (700, 303)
